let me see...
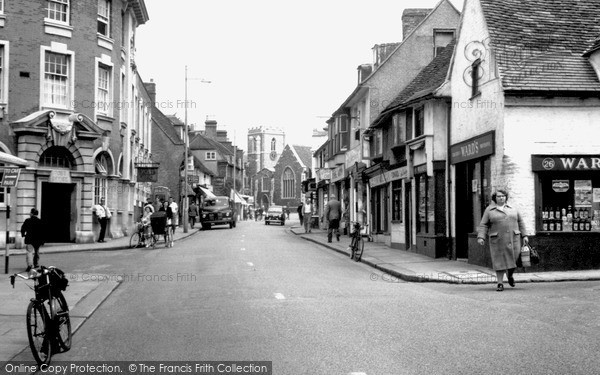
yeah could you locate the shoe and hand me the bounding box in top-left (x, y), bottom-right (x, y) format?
top-left (508, 276), bottom-right (515, 287)
top-left (496, 283), bottom-right (504, 292)
top-left (98, 240), bottom-right (104, 243)
top-left (327, 240), bottom-right (332, 243)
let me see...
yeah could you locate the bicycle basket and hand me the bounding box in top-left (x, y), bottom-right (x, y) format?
top-left (36, 268), bottom-right (69, 298)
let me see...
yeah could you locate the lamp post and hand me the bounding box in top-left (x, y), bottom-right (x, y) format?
top-left (184, 66), bottom-right (211, 233)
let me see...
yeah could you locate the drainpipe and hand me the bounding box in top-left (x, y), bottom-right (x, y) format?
top-left (446, 100), bottom-right (454, 260)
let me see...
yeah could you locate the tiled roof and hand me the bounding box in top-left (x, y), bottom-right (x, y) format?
top-left (479, 0), bottom-right (600, 92)
top-left (584, 36), bottom-right (600, 56)
top-left (151, 107), bottom-right (184, 145)
top-left (192, 156), bottom-right (215, 176)
top-left (292, 145), bottom-right (313, 169)
top-left (372, 41), bottom-right (455, 127)
top-left (189, 133), bottom-right (233, 157)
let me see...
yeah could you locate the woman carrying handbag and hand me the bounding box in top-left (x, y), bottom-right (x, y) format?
top-left (477, 189), bottom-right (530, 292)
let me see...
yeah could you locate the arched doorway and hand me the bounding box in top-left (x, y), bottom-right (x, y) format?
top-left (39, 146), bottom-right (76, 242)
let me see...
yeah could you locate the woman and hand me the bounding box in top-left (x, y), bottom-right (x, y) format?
top-left (477, 189), bottom-right (529, 291)
top-left (141, 206), bottom-right (154, 247)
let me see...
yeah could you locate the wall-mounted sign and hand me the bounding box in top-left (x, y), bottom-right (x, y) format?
top-left (532, 155), bottom-right (600, 171)
top-left (0, 168), bottom-right (21, 187)
top-left (48, 169), bottom-right (71, 184)
top-left (370, 167), bottom-right (408, 187)
top-left (135, 162), bottom-right (159, 182)
top-left (450, 131), bottom-right (495, 164)
top-left (552, 180), bottom-right (570, 193)
top-left (331, 165), bottom-right (345, 182)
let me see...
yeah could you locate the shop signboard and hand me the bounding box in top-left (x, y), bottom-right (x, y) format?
top-left (370, 167), bottom-right (408, 187)
top-left (316, 168), bottom-right (332, 183)
top-left (331, 165), bottom-right (345, 182)
top-left (450, 131), bottom-right (495, 164)
top-left (532, 155), bottom-right (600, 171)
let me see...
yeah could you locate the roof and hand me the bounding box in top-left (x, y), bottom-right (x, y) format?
top-left (583, 36), bottom-right (600, 56)
top-left (291, 145), bottom-right (312, 169)
top-left (372, 41), bottom-right (455, 127)
top-left (192, 156), bottom-right (215, 176)
top-left (188, 133), bottom-right (233, 157)
top-left (152, 107), bottom-right (184, 145)
top-left (479, 0), bottom-right (600, 92)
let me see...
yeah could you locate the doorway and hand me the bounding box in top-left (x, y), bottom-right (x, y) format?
top-left (404, 181), bottom-right (412, 251)
top-left (41, 182), bottom-right (75, 243)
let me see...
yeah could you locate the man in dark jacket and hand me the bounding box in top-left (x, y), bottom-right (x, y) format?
top-left (21, 208), bottom-right (44, 271)
top-left (323, 194), bottom-right (342, 243)
top-left (297, 202), bottom-right (304, 223)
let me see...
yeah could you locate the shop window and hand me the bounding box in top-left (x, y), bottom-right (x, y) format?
top-left (538, 173), bottom-right (600, 232)
top-left (416, 174), bottom-right (434, 233)
top-left (392, 180), bottom-right (402, 222)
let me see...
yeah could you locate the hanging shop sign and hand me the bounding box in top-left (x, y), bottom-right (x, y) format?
top-left (450, 131), bottom-right (495, 164)
top-left (532, 155), bottom-right (600, 171)
top-left (370, 167), bottom-right (408, 187)
top-left (135, 162), bottom-right (159, 182)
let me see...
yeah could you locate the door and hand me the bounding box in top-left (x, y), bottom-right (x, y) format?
top-left (454, 164), bottom-right (470, 258)
top-left (404, 181), bottom-right (412, 250)
top-left (41, 182), bottom-right (75, 243)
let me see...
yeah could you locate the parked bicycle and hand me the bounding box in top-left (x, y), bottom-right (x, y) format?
top-left (10, 266), bottom-right (72, 365)
top-left (348, 221), bottom-right (366, 262)
top-left (129, 221), bottom-right (157, 249)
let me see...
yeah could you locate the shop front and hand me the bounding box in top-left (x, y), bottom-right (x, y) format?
top-left (451, 131), bottom-right (494, 264)
top-left (531, 155), bottom-right (600, 270)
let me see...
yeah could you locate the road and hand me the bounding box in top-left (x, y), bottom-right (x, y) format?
top-left (32, 220), bottom-right (600, 375)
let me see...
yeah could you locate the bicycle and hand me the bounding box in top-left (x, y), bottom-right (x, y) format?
top-left (10, 266), bottom-right (72, 365)
top-left (129, 222), bottom-right (157, 249)
top-left (348, 221), bottom-right (365, 262)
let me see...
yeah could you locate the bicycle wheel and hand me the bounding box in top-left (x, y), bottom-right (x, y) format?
top-left (129, 232), bottom-right (141, 248)
top-left (27, 301), bottom-right (52, 365)
top-left (53, 293), bottom-right (72, 351)
top-left (349, 236), bottom-right (357, 260)
top-left (354, 235), bottom-right (364, 262)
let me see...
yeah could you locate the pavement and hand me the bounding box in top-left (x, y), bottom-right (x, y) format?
top-left (289, 225), bottom-right (600, 285)
top-left (2, 219), bottom-right (599, 363)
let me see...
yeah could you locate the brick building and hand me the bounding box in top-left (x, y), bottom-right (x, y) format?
top-left (0, 0), bottom-right (152, 244)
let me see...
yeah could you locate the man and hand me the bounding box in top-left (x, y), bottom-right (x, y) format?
top-left (188, 201), bottom-right (199, 228)
top-left (303, 198), bottom-right (313, 233)
top-left (21, 208), bottom-right (43, 271)
top-left (91, 198), bottom-right (112, 242)
top-left (297, 202), bottom-right (304, 224)
top-left (323, 194), bottom-right (342, 243)
top-left (168, 197), bottom-right (179, 232)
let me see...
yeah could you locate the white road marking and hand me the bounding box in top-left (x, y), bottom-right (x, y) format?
top-left (240, 247), bottom-right (246, 251)
top-left (274, 293), bottom-right (285, 300)
top-left (349, 373), bottom-right (367, 375)
top-left (247, 262), bottom-right (254, 267)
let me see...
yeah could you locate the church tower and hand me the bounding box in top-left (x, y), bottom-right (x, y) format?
top-left (247, 126), bottom-right (285, 180)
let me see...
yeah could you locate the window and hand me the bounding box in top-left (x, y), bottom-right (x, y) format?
top-left (414, 107), bottom-right (424, 138)
top-left (373, 129), bottom-right (383, 156)
top-left (271, 138), bottom-right (276, 152)
top-left (406, 110), bottom-right (413, 140)
top-left (471, 58), bottom-right (482, 98)
top-left (98, 0), bottom-right (111, 37)
top-left (392, 114), bottom-right (406, 145)
top-left (46, 0), bottom-right (69, 23)
top-left (392, 180), bottom-right (402, 222)
top-left (282, 168), bottom-right (295, 198)
top-left (39, 146), bottom-right (75, 169)
top-left (97, 64), bottom-right (111, 115)
top-left (262, 176), bottom-right (270, 192)
top-left (205, 151), bottom-right (216, 160)
top-left (94, 177), bottom-right (107, 204)
top-left (0, 45), bottom-right (4, 103)
top-left (434, 30), bottom-right (455, 56)
top-left (43, 52), bottom-right (70, 107)
top-left (416, 173), bottom-right (434, 233)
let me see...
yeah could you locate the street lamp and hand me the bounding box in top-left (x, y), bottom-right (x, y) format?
top-left (184, 66), bottom-right (211, 233)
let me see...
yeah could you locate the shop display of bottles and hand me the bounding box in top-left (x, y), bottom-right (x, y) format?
top-left (542, 205), bottom-right (596, 232)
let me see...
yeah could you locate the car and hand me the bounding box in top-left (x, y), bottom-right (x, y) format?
top-left (199, 196), bottom-right (236, 229)
top-left (265, 205), bottom-right (285, 226)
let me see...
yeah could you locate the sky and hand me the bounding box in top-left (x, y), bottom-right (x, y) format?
top-left (136, 0), bottom-right (464, 150)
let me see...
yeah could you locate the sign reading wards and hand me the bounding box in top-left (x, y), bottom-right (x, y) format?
top-left (450, 131), bottom-right (495, 164)
top-left (0, 168), bottom-right (21, 187)
top-left (532, 155), bottom-right (600, 171)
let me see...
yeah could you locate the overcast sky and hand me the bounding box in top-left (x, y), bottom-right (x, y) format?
top-left (136, 0), bottom-right (464, 150)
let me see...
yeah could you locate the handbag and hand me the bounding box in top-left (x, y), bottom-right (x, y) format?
top-left (529, 245), bottom-right (540, 265)
top-left (518, 244), bottom-right (532, 268)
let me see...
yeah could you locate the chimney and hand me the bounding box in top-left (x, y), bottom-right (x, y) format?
top-left (216, 130), bottom-right (228, 142)
top-left (402, 8), bottom-right (431, 41)
top-left (372, 43), bottom-right (400, 69)
top-left (205, 119), bottom-right (217, 139)
top-left (357, 64), bottom-right (373, 84)
top-left (144, 79), bottom-right (156, 106)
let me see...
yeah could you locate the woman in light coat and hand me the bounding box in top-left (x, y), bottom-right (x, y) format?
top-left (477, 189), bottom-right (529, 291)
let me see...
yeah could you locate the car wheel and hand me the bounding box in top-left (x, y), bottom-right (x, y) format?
top-left (202, 223), bottom-right (211, 230)
top-left (282, 221), bottom-right (285, 226)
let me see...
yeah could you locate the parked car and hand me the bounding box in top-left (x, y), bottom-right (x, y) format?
top-left (265, 205), bottom-right (285, 226)
top-left (200, 196), bottom-right (236, 229)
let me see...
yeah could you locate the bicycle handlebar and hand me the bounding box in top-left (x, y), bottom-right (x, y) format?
top-left (9, 266), bottom-right (56, 288)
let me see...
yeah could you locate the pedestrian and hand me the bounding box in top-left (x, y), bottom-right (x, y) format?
top-left (144, 198), bottom-right (155, 213)
top-left (21, 208), bottom-right (44, 272)
top-left (477, 189), bottom-right (529, 292)
top-left (303, 198), bottom-right (313, 233)
top-left (323, 194), bottom-right (342, 243)
top-left (188, 201), bottom-right (199, 228)
top-left (141, 206), bottom-right (153, 247)
top-left (297, 202), bottom-right (304, 224)
top-left (91, 197), bottom-right (112, 243)
top-left (168, 197), bottom-right (179, 233)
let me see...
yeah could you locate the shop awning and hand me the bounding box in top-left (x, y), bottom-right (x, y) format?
top-left (233, 192), bottom-right (248, 205)
top-left (0, 151), bottom-right (28, 167)
top-left (198, 186), bottom-right (217, 199)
